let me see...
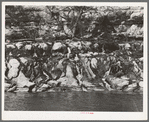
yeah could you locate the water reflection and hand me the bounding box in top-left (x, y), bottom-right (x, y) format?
top-left (5, 92), bottom-right (143, 111)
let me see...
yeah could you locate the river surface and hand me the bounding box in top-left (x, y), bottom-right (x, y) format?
top-left (5, 92), bottom-right (143, 111)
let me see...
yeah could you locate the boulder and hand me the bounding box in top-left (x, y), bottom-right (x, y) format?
top-left (81, 41), bottom-right (92, 49)
top-left (119, 44), bottom-right (125, 50)
top-left (47, 80), bottom-right (59, 86)
top-left (91, 58), bottom-right (98, 69)
top-left (127, 25), bottom-right (138, 35)
top-left (81, 57), bottom-right (96, 80)
top-left (57, 77), bottom-right (78, 87)
top-left (52, 42), bottom-right (68, 54)
top-left (36, 84), bottom-right (49, 92)
top-left (32, 43), bottom-right (38, 47)
top-left (116, 80), bottom-right (130, 90)
top-left (93, 52), bottom-right (98, 56)
top-left (47, 88), bottom-right (56, 92)
top-left (132, 61), bottom-right (143, 78)
top-left (7, 85), bottom-right (17, 92)
top-left (139, 81), bottom-right (143, 87)
top-left (121, 76), bottom-right (129, 80)
top-left (7, 68), bottom-right (20, 79)
top-left (6, 44), bottom-right (16, 49)
top-left (84, 52), bottom-right (93, 57)
top-left (19, 57), bottom-right (28, 65)
top-left (15, 87), bottom-right (29, 92)
top-left (25, 44), bottom-right (32, 50)
top-left (76, 74), bottom-right (83, 84)
top-left (123, 83), bottom-right (138, 92)
top-left (125, 43), bottom-right (131, 50)
top-left (101, 78), bottom-right (115, 91)
top-left (38, 43), bottom-right (48, 50)
top-left (82, 81), bottom-right (95, 87)
top-left (65, 65), bottom-right (74, 78)
top-left (128, 83), bottom-right (138, 88)
top-left (12, 71), bottom-right (35, 88)
top-left (71, 87), bottom-right (82, 91)
top-left (117, 24), bottom-right (127, 33)
top-left (5, 28), bottom-right (13, 36)
top-left (56, 58), bottom-right (66, 70)
top-left (130, 10), bottom-right (143, 21)
top-left (127, 25), bottom-right (143, 37)
top-left (52, 42), bottom-right (63, 50)
top-left (8, 58), bottom-right (20, 68)
top-left (56, 77), bottom-right (68, 86)
top-left (74, 54), bottom-right (79, 62)
top-left (15, 42), bottom-right (24, 49)
top-left (69, 41), bottom-right (82, 50)
top-left (93, 87), bottom-right (105, 91)
top-left (119, 43), bottom-right (131, 50)
top-left (105, 76), bottom-right (129, 90)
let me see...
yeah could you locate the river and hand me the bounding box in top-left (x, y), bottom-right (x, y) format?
top-left (5, 91), bottom-right (143, 111)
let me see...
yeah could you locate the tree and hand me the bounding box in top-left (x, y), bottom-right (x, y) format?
top-left (5, 5), bottom-right (42, 40)
top-left (5, 5), bottom-right (118, 42)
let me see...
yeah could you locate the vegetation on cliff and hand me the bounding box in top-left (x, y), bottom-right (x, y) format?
top-left (5, 5), bottom-right (143, 93)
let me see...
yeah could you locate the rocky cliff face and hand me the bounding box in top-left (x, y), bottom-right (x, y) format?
top-left (5, 40), bottom-right (143, 93)
top-left (111, 6), bottom-right (143, 38)
top-left (5, 6), bottom-right (144, 93)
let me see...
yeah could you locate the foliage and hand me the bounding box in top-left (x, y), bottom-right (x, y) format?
top-left (6, 6), bottom-right (42, 40)
top-left (5, 5), bottom-right (143, 42)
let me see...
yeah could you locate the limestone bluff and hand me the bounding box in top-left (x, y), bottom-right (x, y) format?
top-left (5, 6), bottom-right (143, 93)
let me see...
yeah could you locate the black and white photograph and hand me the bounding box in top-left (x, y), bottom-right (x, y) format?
top-left (2, 2), bottom-right (148, 120)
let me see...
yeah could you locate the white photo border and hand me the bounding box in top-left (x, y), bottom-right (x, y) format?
top-left (1, 2), bottom-right (148, 120)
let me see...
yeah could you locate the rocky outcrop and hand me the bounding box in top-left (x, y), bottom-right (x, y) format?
top-left (127, 25), bottom-right (143, 37)
top-left (4, 6), bottom-right (144, 93)
top-left (5, 44), bottom-right (143, 93)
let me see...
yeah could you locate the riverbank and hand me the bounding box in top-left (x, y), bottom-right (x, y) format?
top-left (4, 5), bottom-right (144, 94)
